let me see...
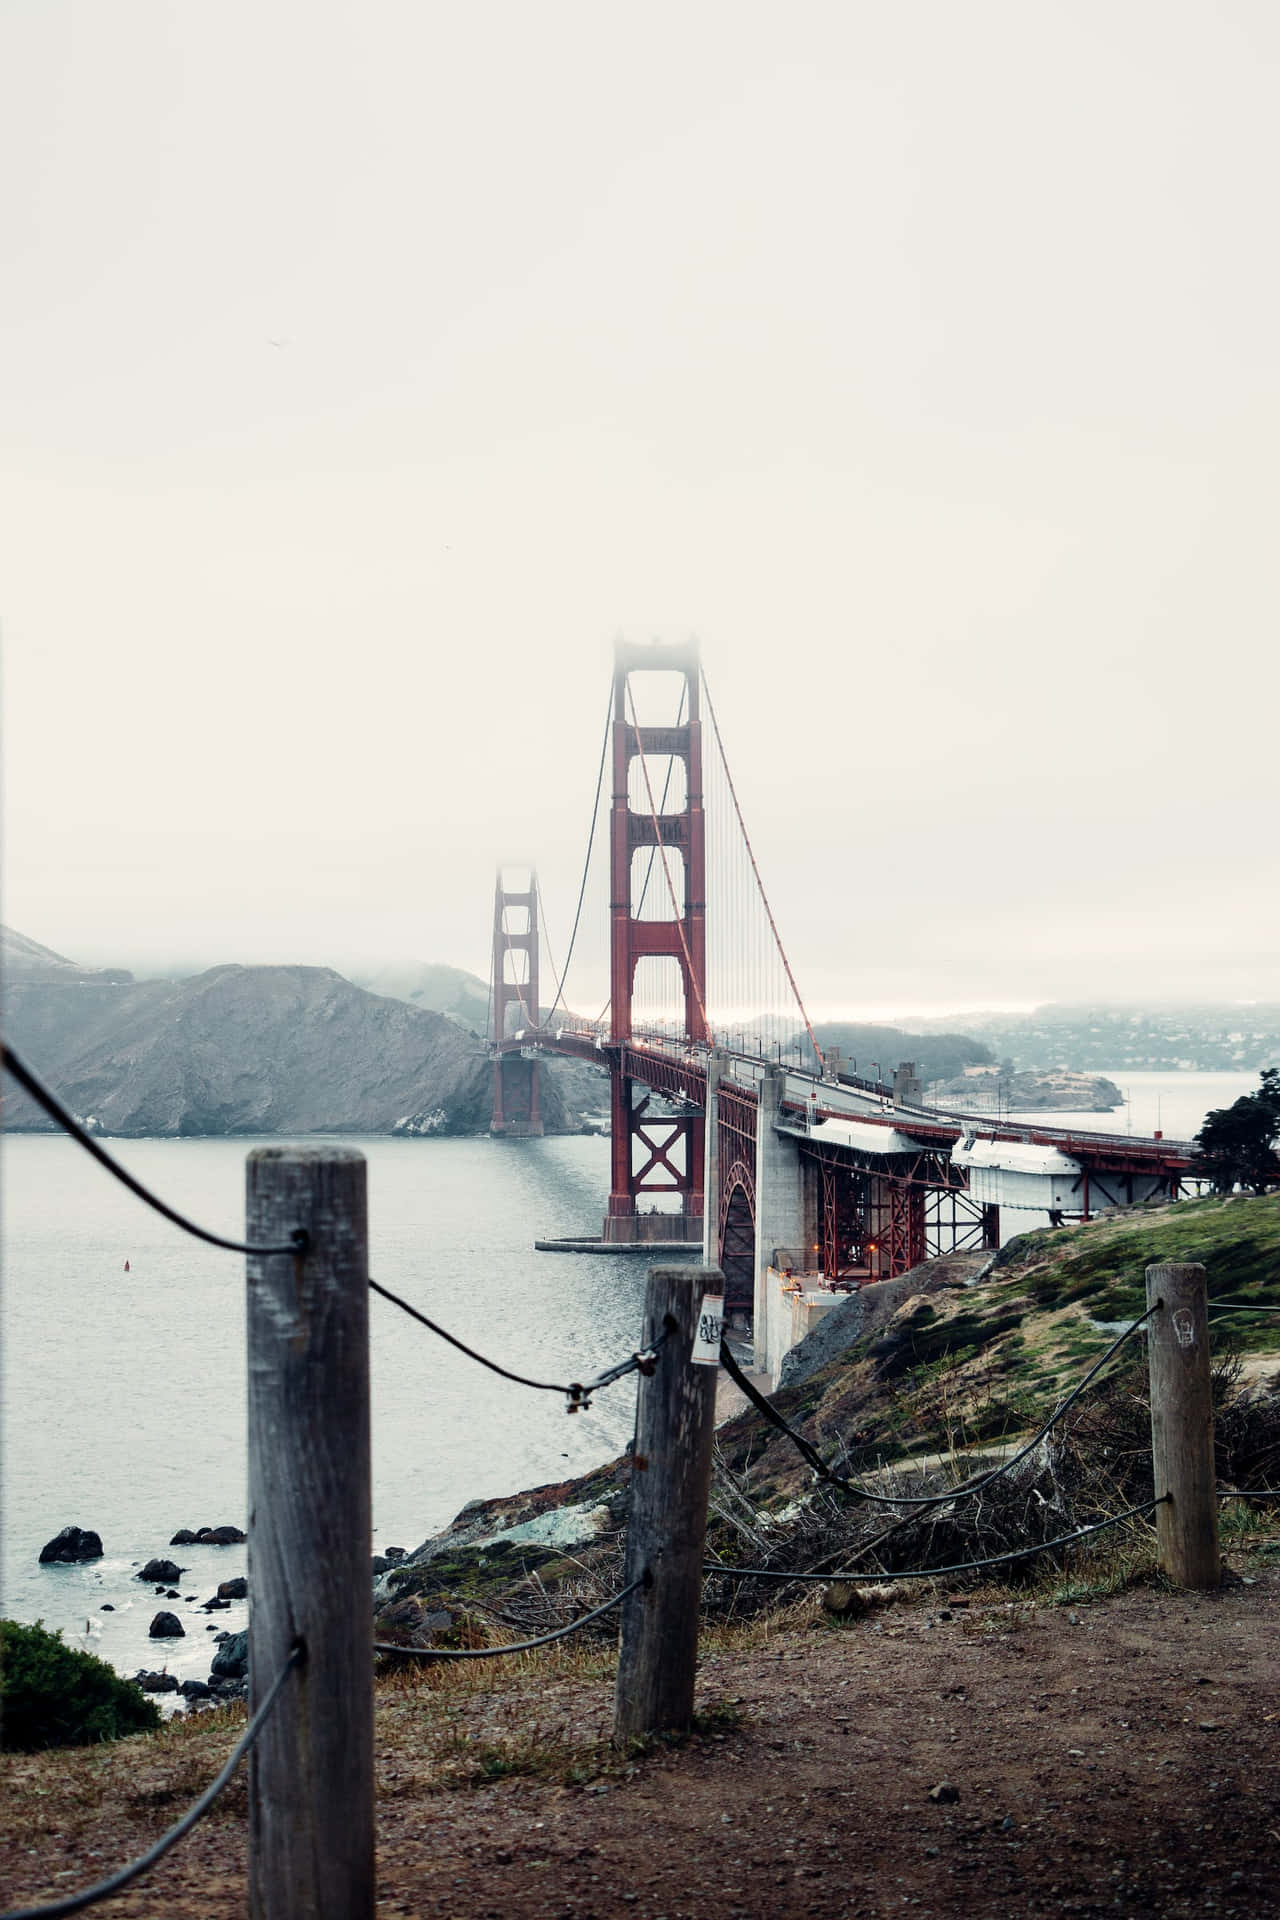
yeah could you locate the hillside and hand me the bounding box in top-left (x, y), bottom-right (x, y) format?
top-left (950, 1001), bottom-right (1280, 1073)
top-left (713, 1194), bottom-right (1280, 1522)
top-left (368, 1195), bottom-right (1280, 1633)
top-left (348, 960), bottom-right (491, 1029)
top-left (0, 961), bottom-right (585, 1138)
top-left (812, 1019), bottom-right (993, 1085)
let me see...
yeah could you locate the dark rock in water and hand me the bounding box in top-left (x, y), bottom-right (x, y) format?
top-left (384, 1547), bottom-right (407, 1563)
top-left (101, 1603), bottom-right (115, 1612)
top-left (134, 1669), bottom-right (181, 1693)
top-left (154, 1587), bottom-right (167, 1596)
top-left (208, 1675), bottom-right (248, 1701)
top-left (178, 1679), bottom-right (212, 1699)
top-left (169, 1529), bottom-right (199, 1545)
top-left (197, 1525), bottom-right (246, 1546)
top-left (210, 1630), bottom-right (248, 1681)
top-left (184, 1594), bottom-right (197, 1602)
top-left (165, 1588), bottom-right (180, 1599)
top-left (138, 1558), bottom-right (184, 1584)
top-left (217, 1576), bottom-right (247, 1601)
top-left (202, 1596), bottom-right (231, 1612)
top-left (149, 1611), bottom-right (185, 1639)
top-left (39, 1526), bottom-right (104, 1564)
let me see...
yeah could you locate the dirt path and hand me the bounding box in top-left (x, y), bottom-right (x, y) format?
top-left (4, 1572), bottom-right (1279, 1918)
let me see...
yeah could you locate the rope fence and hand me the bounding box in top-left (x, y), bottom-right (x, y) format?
top-left (1, 1043), bottom-right (305, 1258)
top-left (718, 1304), bottom-right (1162, 1511)
top-left (374, 1574), bottom-right (648, 1661)
top-left (4, 1042), bottom-right (1278, 1920)
top-left (704, 1497), bottom-right (1169, 1588)
top-left (4, 1045), bottom-right (659, 1415)
top-left (369, 1275), bottom-right (667, 1410)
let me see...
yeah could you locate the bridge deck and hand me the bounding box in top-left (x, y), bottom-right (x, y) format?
top-left (495, 1026), bottom-right (1199, 1173)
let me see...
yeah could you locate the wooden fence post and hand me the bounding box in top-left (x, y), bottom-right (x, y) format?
top-left (1145, 1260), bottom-right (1221, 1589)
top-left (614, 1266), bottom-right (721, 1742)
top-left (246, 1147), bottom-right (374, 1920)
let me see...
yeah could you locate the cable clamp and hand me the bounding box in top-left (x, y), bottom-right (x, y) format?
top-left (565, 1383), bottom-right (592, 1414)
top-left (633, 1347), bottom-right (659, 1377)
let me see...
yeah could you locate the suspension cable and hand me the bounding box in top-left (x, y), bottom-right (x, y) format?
top-left (1, 1045), bottom-right (306, 1259)
top-left (700, 668), bottom-right (825, 1071)
top-left (541, 684), bottom-right (614, 1028)
top-left (623, 675), bottom-right (712, 1041)
top-left (375, 1574), bottom-right (648, 1660)
top-left (369, 1277), bottom-right (668, 1410)
top-left (718, 1302), bottom-right (1161, 1510)
top-left (0, 1646), bottom-right (303, 1920)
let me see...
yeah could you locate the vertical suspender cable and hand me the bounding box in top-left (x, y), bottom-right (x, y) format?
top-left (700, 669), bottom-right (826, 1073)
top-left (541, 686), bottom-right (614, 1029)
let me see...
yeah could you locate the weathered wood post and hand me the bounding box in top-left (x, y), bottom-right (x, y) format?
top-left (614, 1266), bottom-right (721, 1742)
top-left (246, 1148), bottom-right (374, 1920)
top-left (1145, 1260), bottom-right (1220, 1589)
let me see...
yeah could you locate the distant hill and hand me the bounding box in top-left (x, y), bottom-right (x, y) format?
top-left (0, 933), bottom-right (596, 1137)
top-left (2, 925), bottom-right (133, 986)
top-left (942, 1003), bottom-right (1280, 1074)
top-left (348, 961), bottom-right (491, 1031)
top-left (811, 1021), bottom-right (994, 1086)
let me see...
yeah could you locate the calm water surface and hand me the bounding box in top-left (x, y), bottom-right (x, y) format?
top-left (2, 1133), bottom-right (645, 1683)
top-left (1005, 1069), bottom-right (1259, 1144)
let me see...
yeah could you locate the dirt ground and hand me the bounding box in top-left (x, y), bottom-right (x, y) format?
top-left (4, 1567), bottom-right (1279, 1919)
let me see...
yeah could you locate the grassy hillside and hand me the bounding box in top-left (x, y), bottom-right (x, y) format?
top-left (721, 1196), bottom-right (1280, 1511)
top-left (368, 1197), bottom-right (1280, 1649)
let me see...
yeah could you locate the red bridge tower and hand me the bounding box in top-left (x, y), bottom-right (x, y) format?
top-left (605, 639), bottom-right (707, 1243)
top-left (490, 867), bottom-right (543, 1137)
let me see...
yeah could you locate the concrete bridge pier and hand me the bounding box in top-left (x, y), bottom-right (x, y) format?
top-left (751, 1068), bottom-right (812, 1375)
top-left (701, 1047), bottom-right (724, 1271)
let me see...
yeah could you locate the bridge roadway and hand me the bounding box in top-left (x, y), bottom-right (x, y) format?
top-left (498, 1021), bottom-right (1199, 1177)
top-left (498, 1020), bottom-right (1205, 1330)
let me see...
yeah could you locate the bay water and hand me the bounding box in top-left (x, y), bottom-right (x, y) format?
top-left (2, 1133), bottom-right (649, 1687)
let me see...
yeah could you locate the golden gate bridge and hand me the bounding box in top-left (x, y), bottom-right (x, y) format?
top-left (489, 639), bottom-right (1202, 1325)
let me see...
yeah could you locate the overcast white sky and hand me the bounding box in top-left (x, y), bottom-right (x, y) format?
top-left (2, 1), bottom-right (1276, 1019)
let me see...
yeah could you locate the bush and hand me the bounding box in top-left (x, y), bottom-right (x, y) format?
top-left (1, 1619), bottom-right (161, 1751)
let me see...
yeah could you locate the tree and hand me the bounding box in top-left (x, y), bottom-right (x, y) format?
top-left (1194, 1067), bottom-right (1280, 1194)
top-left (0, 1619), bottom-right (160, 1750)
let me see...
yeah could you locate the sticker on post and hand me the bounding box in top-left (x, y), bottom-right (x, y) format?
top-left (692, 1292), bottom-right (724, 1366)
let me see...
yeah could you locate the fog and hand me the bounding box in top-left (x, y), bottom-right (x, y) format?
top-left (3, 2), bottom-right (1277, 1017)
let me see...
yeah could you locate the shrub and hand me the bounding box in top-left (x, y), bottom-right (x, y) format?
top-left (1, 1619), bottom-right (161, 1751)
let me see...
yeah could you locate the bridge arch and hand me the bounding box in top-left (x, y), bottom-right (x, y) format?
top-left (719, 1172), bottom-right (756, 1313)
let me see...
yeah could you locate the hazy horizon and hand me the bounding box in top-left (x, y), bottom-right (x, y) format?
top-left (9, 918), bottom-right (1279, 1035)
